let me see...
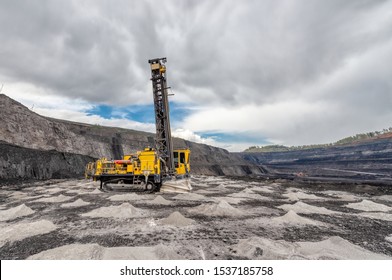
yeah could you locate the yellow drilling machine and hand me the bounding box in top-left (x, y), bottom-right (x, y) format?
top-left (85, 58), bottom-right (191, 193)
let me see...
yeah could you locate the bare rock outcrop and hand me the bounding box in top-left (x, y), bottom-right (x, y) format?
top-left (239, 137), bottom-right (392, 181)
top-left (0, 141), bottom-right (95, 183)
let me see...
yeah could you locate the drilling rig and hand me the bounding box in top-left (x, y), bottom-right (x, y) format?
top-left (85, 58), bottom-right (191, 193)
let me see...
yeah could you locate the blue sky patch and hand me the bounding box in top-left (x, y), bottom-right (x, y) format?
top-left (86, 104), bottom-right (113, 119)
top-left (125, 105), bottom-right (155, 123)
top-left (85, 101), bottom-right (192, 124)
top-left (169, 102), bottom-right (192, 123)
top-left (200, 131), bottom-right (270, 145)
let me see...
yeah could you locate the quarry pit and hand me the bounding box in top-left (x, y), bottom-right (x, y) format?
top-left (1, 175), bottom-right (391, 260)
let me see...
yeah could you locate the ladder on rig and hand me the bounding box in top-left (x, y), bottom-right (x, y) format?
top-left (148, 57), bottom-right (175, 176)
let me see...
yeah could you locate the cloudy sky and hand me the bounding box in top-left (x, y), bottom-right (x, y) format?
top-left (1, 0), bottom-right (392, 151)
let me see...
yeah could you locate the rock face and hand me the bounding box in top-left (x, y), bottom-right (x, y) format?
top-left (0, 94), bottom-right (265, 180)
top-left (0, 94), bottom-right (155, 158)
top-left (0, 141), bottom-right (95, 184)
top-left (239, 139), bottom-right (392, 180)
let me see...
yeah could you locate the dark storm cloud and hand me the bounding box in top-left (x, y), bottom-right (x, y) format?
top-left (174, 0), bottom-right (392, 105)
top-left (0, 0), bottom-right (142, 104)
top-left (1, 0), bottom-right (391, 112)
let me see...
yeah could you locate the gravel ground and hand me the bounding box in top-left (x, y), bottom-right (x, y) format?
top-left (0, 176), bottom-right (391, 259)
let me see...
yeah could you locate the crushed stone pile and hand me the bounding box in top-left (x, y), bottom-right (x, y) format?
top-left (358, 212), bottom-right (392, 222)
top-left (224, 184), bottom-right (246, 190)
top-left (232, 236), bottom-right (391, 260)
top-left (272, 210), bottom-right (320, 226)
top-left (81, 203), bottom-right (145, 218)
top-left (188, 200), bottom-right (244, 217)
top-left (66, 189), bottom-right (91, 195)
top-left (195, 189), bottom-right (217, 194)
top-left (283, 192), bottom-right (324, 201)
top-left (108, 193), bottom-right (146, 201)
top-left (0, 204), bottom-right (35, 222)
top-left (7, 191), bottom-right (28, 200)
top-left (215, 196), bottom-right (247, 205)
top-left (34, 194), bottom-right (73, 203)
top-left (61, 199), bottom-right (91, 208)
top-left (321, 190), bottom-right (359, 201)
top-left (228, 191), bottom-right (267, 200)
top-left (296, 236), bottom-right (392, 260)
top-left (91, 188), bottom-right (102, 194)
top-left (249, 186), bottom-right (275, 193)
top-left (0, 220), bottom-right (57, 247)
top-left (233, 236), bottom-right (296, 259)
top-left (83, 182), bottom-right (98, 189)
top-left (27, 243), bottom-right (183, 260)
top-left (159, 211), bottom-right (195, 226)
top-left (103, 243), bottom-right (183, 260)
top-left (44, 187), bottom-right (64, 193)
top-left (278, 201), bottom-right (338, 215)
top-left (192, 182), bottom-right (210, 188)
top-left (173, 193), bottom-right (215, 202)
top-left (245, 188), bottom-right (257, 193)
top-left (320, 190), bottom-right (360, 201)
top-left (7, 191), bottom-right (45, 201)
top-left (21, 195), bottom-right (44, 201)
top-left (373, 195), bottom-right (392, 202)
top-left (345, 200), bottom-right (392, 212)
top-left (385, 234), bottom-right (392, 243)
top-left (145, 195), bottom-right (172, 205)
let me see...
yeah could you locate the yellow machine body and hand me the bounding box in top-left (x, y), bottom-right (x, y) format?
top-left (174, 149), bottom-right (191, 175)
top-left (84, 162), bottom-right (95, 179)
top-left (91, 148), bottom-right (190, 190)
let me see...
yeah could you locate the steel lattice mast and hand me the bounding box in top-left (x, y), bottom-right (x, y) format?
top-left (148, 57), bottom-right (175, 175)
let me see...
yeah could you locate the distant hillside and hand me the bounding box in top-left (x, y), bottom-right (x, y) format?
top-left (244, 129), bottom-right (392, 153)
top-left (239, 137), bottom-right (392, 182)
top-left (3, 93), bottom-right (390, 183)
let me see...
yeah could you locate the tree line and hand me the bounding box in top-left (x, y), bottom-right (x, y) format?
top-left (244, 127), bottom-right (392, 152)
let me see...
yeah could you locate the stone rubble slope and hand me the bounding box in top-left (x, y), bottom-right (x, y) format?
top-left (61, 199), bottom-right (91, 208)
top-left (278, 201), bottom-right (338, 215)
top-left (159, 211), bottom-right (195, 227)
top-left (272, 210), bottom-right (320, 226)
top-left (0, 220), bottom-right (57, 247)
top-left (81, 203), bottom-right (145, 218)
top-left (188, 200), bottom-right (244, 217)
top-left (0, 204), bottom-right (35, 222)
top-left (345, 200), bottom-right (392, 212)
top-left (27, 243), bottom-right (182, 260)
top-left (232, 236), bottom-right (392, 260)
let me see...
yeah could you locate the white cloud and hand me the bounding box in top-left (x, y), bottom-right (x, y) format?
top-left (34, 107), bottom-right (156, 133)
top-left (1, 0), bottom-right (392, 152)
top-left (182, 36), bottom-right (392, 147)
top-left (172, 128), bottom-right (260, 152)
top-left (2, 85), bottom-right (156, 133)
top-left (182, 101), bottom-right (330, 146)
top-left (2, 79), bottom-right (92, 111)
top-left (172, 128), bottom-right (217, 145)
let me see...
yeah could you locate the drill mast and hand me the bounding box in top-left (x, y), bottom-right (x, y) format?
top-left (148, 57), bottom-right (175, 176)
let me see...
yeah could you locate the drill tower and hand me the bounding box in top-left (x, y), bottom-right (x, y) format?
top-left (148, 57), bottom-right (175, 176)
